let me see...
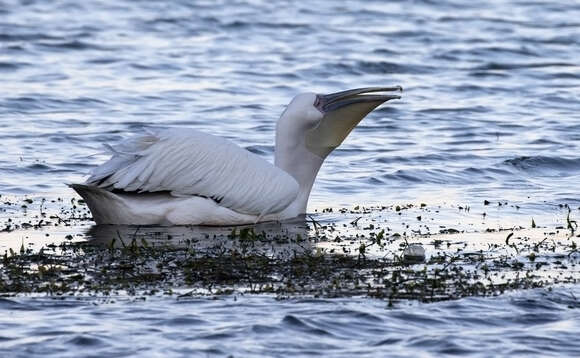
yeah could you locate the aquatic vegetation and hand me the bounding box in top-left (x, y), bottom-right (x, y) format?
top-left (1, 196), bottom-right (578, 305)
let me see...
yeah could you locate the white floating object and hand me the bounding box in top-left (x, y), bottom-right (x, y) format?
top-left (403, 244), bottom-right (426, 263)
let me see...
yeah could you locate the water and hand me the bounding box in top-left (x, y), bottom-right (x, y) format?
top-left (1, 0), bottom-right (580, 356)
top-left (1, 289), bottom-right (579, 357)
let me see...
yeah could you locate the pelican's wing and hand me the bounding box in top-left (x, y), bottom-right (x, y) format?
top-left (87, 128), bottom-right (299, 216)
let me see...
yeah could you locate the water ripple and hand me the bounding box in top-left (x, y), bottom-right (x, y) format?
top-left (1, 0), bottom-right (580, 354)
top-left (0, 288), bottom-right (578, 357)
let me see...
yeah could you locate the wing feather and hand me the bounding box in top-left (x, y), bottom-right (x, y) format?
top-left (87, 128), bottom-right (299, 215)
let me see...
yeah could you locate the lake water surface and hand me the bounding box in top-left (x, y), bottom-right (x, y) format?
top-left (1, 0), bottom-right (580, 356)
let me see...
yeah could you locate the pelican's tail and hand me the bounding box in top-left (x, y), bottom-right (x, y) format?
top-left (69, 184), bottom-right (128, 224)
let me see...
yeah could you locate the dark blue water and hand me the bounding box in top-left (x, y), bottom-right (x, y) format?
top-left (1, 288), bottom-right (580, 358)
top-left (1, 0), bottom-right (580, 356)
top-left (1, 0), bottom-right (579, 207)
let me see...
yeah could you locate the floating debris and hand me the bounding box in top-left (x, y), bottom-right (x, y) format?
top-left (403, 244), bottom-right (426, 263)
top-left (0, 195), bottom-right (578, 304)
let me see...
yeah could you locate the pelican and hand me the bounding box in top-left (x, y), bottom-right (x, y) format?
top-left (71, 87), bottom-right (402, 225)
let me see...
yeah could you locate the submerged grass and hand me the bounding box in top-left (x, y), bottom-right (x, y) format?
top-left (0, 196), bottom-right (579, 304)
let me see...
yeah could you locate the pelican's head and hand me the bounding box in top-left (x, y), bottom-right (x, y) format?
top-left (277, 87), bottom-right (402, 159)
top-left (274, 86), bottom-right (402, 217)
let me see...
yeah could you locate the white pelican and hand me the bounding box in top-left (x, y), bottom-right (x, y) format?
top-left (71, 87), bottom-right (402, 225)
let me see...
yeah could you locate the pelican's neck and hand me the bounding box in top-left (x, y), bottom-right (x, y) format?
top-left (274, 132), bottom-right (324, 220)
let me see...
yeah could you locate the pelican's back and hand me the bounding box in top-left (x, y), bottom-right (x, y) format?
top-left (87, 128), bottom-right (299, 216)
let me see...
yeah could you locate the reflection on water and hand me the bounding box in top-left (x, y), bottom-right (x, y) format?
top-left (85, 219), bottom-right (311, 257)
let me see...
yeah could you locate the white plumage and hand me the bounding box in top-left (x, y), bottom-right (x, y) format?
top-left (87, 128), bottom-right (298, 216)
top-left (71, 87), bottom-right (401, 225)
